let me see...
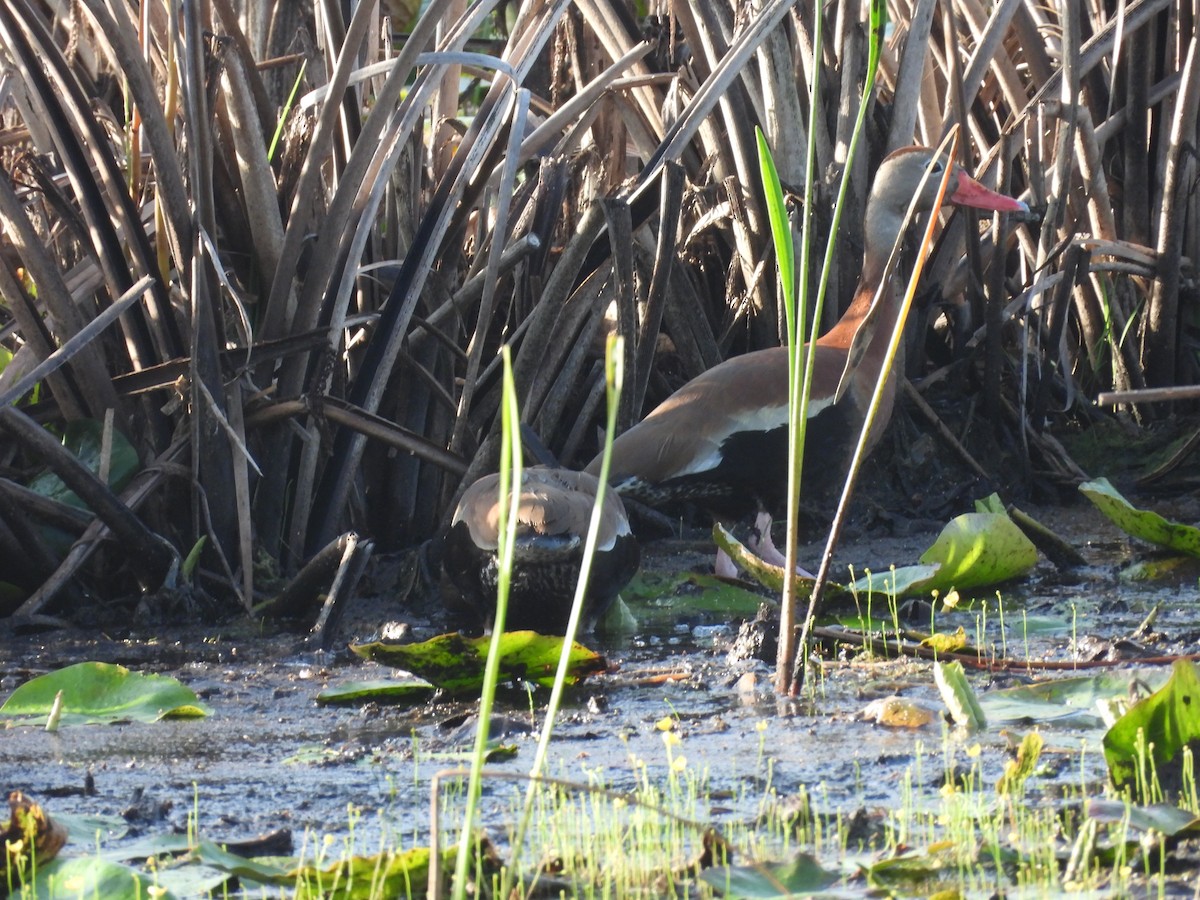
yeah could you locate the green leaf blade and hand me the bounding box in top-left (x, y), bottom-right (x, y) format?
top-left (0, 662), bottom-right (209, 725)
top-left (1081, 477), bottom-right (1200, 557)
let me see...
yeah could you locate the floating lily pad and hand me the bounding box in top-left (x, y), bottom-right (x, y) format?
top-left (624, 565), bottom-right (769, 625)
top-left (698, 852), bottom-right (840, 897)
top-left (350, 631), bottom-right (607, 693)
top-left (849, 512), bottom-right (1036, 600)
top-left (711, 524), bottom-right (805, 595)
top-left (978, 672), bottom-right (1165, 730)
top-left (1087, 798), bottom-right (1200, 837)
top-left (29, 857), bottom-right (173, 900)
top-left (721, 508), bottom-right (1036, 602)
top-left (0, 662), bottom-right (209, 726)
top-left (1103, 659), bottom-right (1200, 792)
top-left (917, 512), bottom-right (1039, 592)
top-left (934, 660), bottom-right (986, 731)
top-left (1080, 477), bottom-right (1200, 557)
top-left (843, 563), bottom-right (942, 599)
top-left (864, 842), bottom-right (967, 894)
top-left (315, 678), bottom-right (436, 706)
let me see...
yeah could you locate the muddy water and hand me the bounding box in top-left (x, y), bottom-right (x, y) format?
top-left (1, 502), bottom-right (1197, 876)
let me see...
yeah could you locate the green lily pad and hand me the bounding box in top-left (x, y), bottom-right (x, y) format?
top-left (288, 847), bottom-right (453, 900)
top-left (698, 852), bottom-right (840, 897)
top-left (722, 509), bottom-right (1036, 602)
top-left (350, 631), bottom-right (608, 693)
top-left (192, 839), bottom-right (293, 884)
top-left (848, 512), bottom-right (1036, 600)
top-left (978, 672), bottom-right (1166, 730)
top-left (0, 662), bottom-right (209, 726)
top-left (846, 564), bottom-right (942, 599)
top-left (1103, 659), bottom-right (1200, 792)
top-left (145, 863), bottom-right (233, 899)
top-left (917, 512), bottom-right (1039, 592)
top-left (28, 857), bottom-right (174, 900)
top-left (315, 678), bottom-right (436, 706)
top-left (27, 419), bottom-right (140, 506)
top-left (1080, 477), bottom-right (1200, 557)
top-left (711, 524), bottom-right (808, 594)
top-left (864, 842), bottom-right (969, 893)
top-left (1087, 798), bottom-right (1200, 837)
top-left (934, 661), bottom-right (986, 731)
top-left (57, 812), bottom-right (129, 846)
top-left (624, 564), bottom-right (770, 626)
top-left (1119, 556), bottom-right (1200, 581)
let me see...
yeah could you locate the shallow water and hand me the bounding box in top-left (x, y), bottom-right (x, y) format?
top-left (2, 501), bottom-right (1199, 894)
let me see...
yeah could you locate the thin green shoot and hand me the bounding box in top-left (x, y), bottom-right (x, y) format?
top-left (796, 126), bottom-right (963, 690)
top-left (996, 591), bottom-right (1008, 659)
top-left (502, 333), bottom-right (625, 898)
top-left (268, 59), bottom-right (309, 164)
top-left (755, 126), bottom-right (803, 695)
top-left (448, 345), bottom-right (523, 900)
top-left (778, 0), bottom-right (890, 694)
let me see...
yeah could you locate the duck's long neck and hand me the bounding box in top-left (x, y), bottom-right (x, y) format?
top-left (820, 193), bottom-right (907, 351)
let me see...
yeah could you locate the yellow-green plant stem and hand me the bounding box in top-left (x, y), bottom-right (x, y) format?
top-left (500, 334), bottom-right (625, 898)
top-left (775, 0), bottom-right (889, 695)
top-left (794, 131), bottom-right (962, 692)
top-left (448, 346), bottom-right (523, 900)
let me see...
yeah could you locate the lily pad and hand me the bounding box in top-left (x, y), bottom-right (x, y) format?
top-left (28, 857), bottom-right (174, 900)
top-left (934, 661), bottom-right (986, 731)
top-left (624, 565), bottom-right (770, 625)
top-left (917, 512), bottom-right (1038, 592)
top-left (864, 842), bottom-right (968, 894)
top-left (315, 678), bottom-right (436, 706)
top-left (1087, 798), bottom-right (1200, 837)
top-left (286, 846), bottom-right (456, 899)
top-left (978, 672), bottom-right (1165, 730)
top-left (698, 852), bottom-right (840, 897)
top-left (350, 631), bottom-right (608, 693)
top-left (847, 512), bottom-right (1036, 600)
top-left (1080, 477), bottom-right (1200, 557)
top-left (27, 419), bottom-right (140, 506)
top-left (1103, 658), bottom-right (1200, 792)
top-left (0, 662), bottom-right (209, 726)
top-left (843, 563), bottom-right (942, 600)
top-left (723, 508), bottom-right (1036, 602)
top-left (28, 420), bottom-right (141, 557)
top-left (711, 524), bottom-right (809, 595)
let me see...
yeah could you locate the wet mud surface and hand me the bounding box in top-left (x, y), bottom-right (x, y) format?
top-left (3, 500), bottom-right (1199, 876)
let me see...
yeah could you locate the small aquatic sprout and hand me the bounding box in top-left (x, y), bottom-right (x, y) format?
top-left (1021, 608), bottom-right (1030, 664)
top-left (1185, 746), bottom-right (1199, 814)
top-left (755, 719), bottom-right (769, 781)
top-left (885, 565), bottom-right (902, 640)
top-left (1071, 600), bottom-right (1079, 664)
top-left (995, 590), bottom-right (1008, 659)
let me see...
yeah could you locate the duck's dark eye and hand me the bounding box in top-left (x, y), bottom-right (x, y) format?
top-left (929, 160), bottom-right (944, 175)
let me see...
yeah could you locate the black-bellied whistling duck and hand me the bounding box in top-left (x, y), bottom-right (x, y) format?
top-left (441, 466), bottom-right (640, 633)
top-left (585, 147), bottom-right (1027, 574)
